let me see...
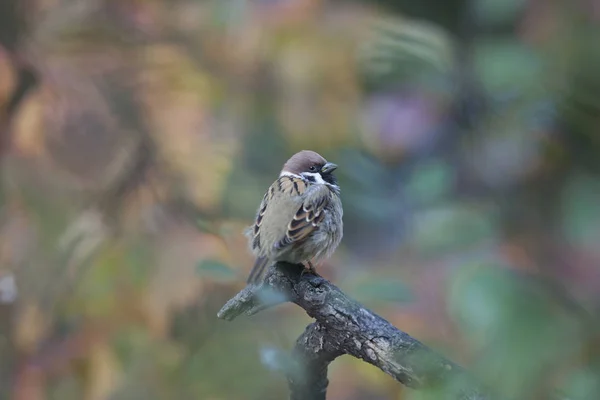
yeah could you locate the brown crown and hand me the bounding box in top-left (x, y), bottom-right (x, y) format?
top-left (281, 150), bottom-right (328, 175)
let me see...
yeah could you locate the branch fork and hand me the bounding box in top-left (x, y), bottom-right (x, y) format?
top-left (218, 262), bottom-right (492, 400)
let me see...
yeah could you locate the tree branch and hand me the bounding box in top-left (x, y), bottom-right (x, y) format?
top-left (287, 323), bottom-right (340, 400)
top-left (218, 262), bottom-right (491, 399)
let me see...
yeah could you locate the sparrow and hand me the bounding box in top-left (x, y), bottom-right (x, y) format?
top-left (245, 150), bottom-right (343, 284)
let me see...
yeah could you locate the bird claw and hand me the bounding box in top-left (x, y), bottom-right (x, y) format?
top-left (301, 261), bottom-right (318, 278)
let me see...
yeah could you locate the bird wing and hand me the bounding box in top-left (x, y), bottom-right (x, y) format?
top-left (248, 187), bottom-right (271, 254)
top-left (249, 175), bottom-right (332, 253)
top-left (273, 179), bottom-right (331, 250)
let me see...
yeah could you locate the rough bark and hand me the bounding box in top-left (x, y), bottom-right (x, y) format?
top-left (218, 262), bottom-right (491, 400)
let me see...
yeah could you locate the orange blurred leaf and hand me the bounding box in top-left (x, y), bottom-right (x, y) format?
top-left (0, 45), bottom-right (16, 111)
top-left (82, 342), bottom-right (121, 400)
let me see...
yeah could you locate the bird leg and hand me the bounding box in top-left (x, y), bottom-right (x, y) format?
top-left (301, 260), bottom-right (318, 278)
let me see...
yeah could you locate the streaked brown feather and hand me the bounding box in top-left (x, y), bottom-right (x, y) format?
top-left (275, 184), bottom-right (331, 250)
top-left (278, 175), bottom-right (307, 196)
top-left (251, 192), bottom-right (270, 251)
top-left (250, 175), bottom-right (308, 252)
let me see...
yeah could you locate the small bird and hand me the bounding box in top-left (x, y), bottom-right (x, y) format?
top-left (245, 150), bottom-right (343, 283)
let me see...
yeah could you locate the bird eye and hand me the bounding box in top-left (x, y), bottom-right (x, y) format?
top-left (309, 165), bottom-right (318, 172)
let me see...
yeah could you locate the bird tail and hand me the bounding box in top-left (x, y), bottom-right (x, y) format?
top-left (247, 256), bottom-right (270, 284)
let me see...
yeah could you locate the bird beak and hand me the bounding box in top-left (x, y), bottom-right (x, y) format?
top-left (321, 162), bottom-right (338, 174)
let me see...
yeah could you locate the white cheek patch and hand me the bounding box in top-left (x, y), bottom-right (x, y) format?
top-left (300, 172), bottom-right (326, 185)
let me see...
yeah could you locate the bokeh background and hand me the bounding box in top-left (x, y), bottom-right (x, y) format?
top-left (1, 0), bottom-right (600, 399)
